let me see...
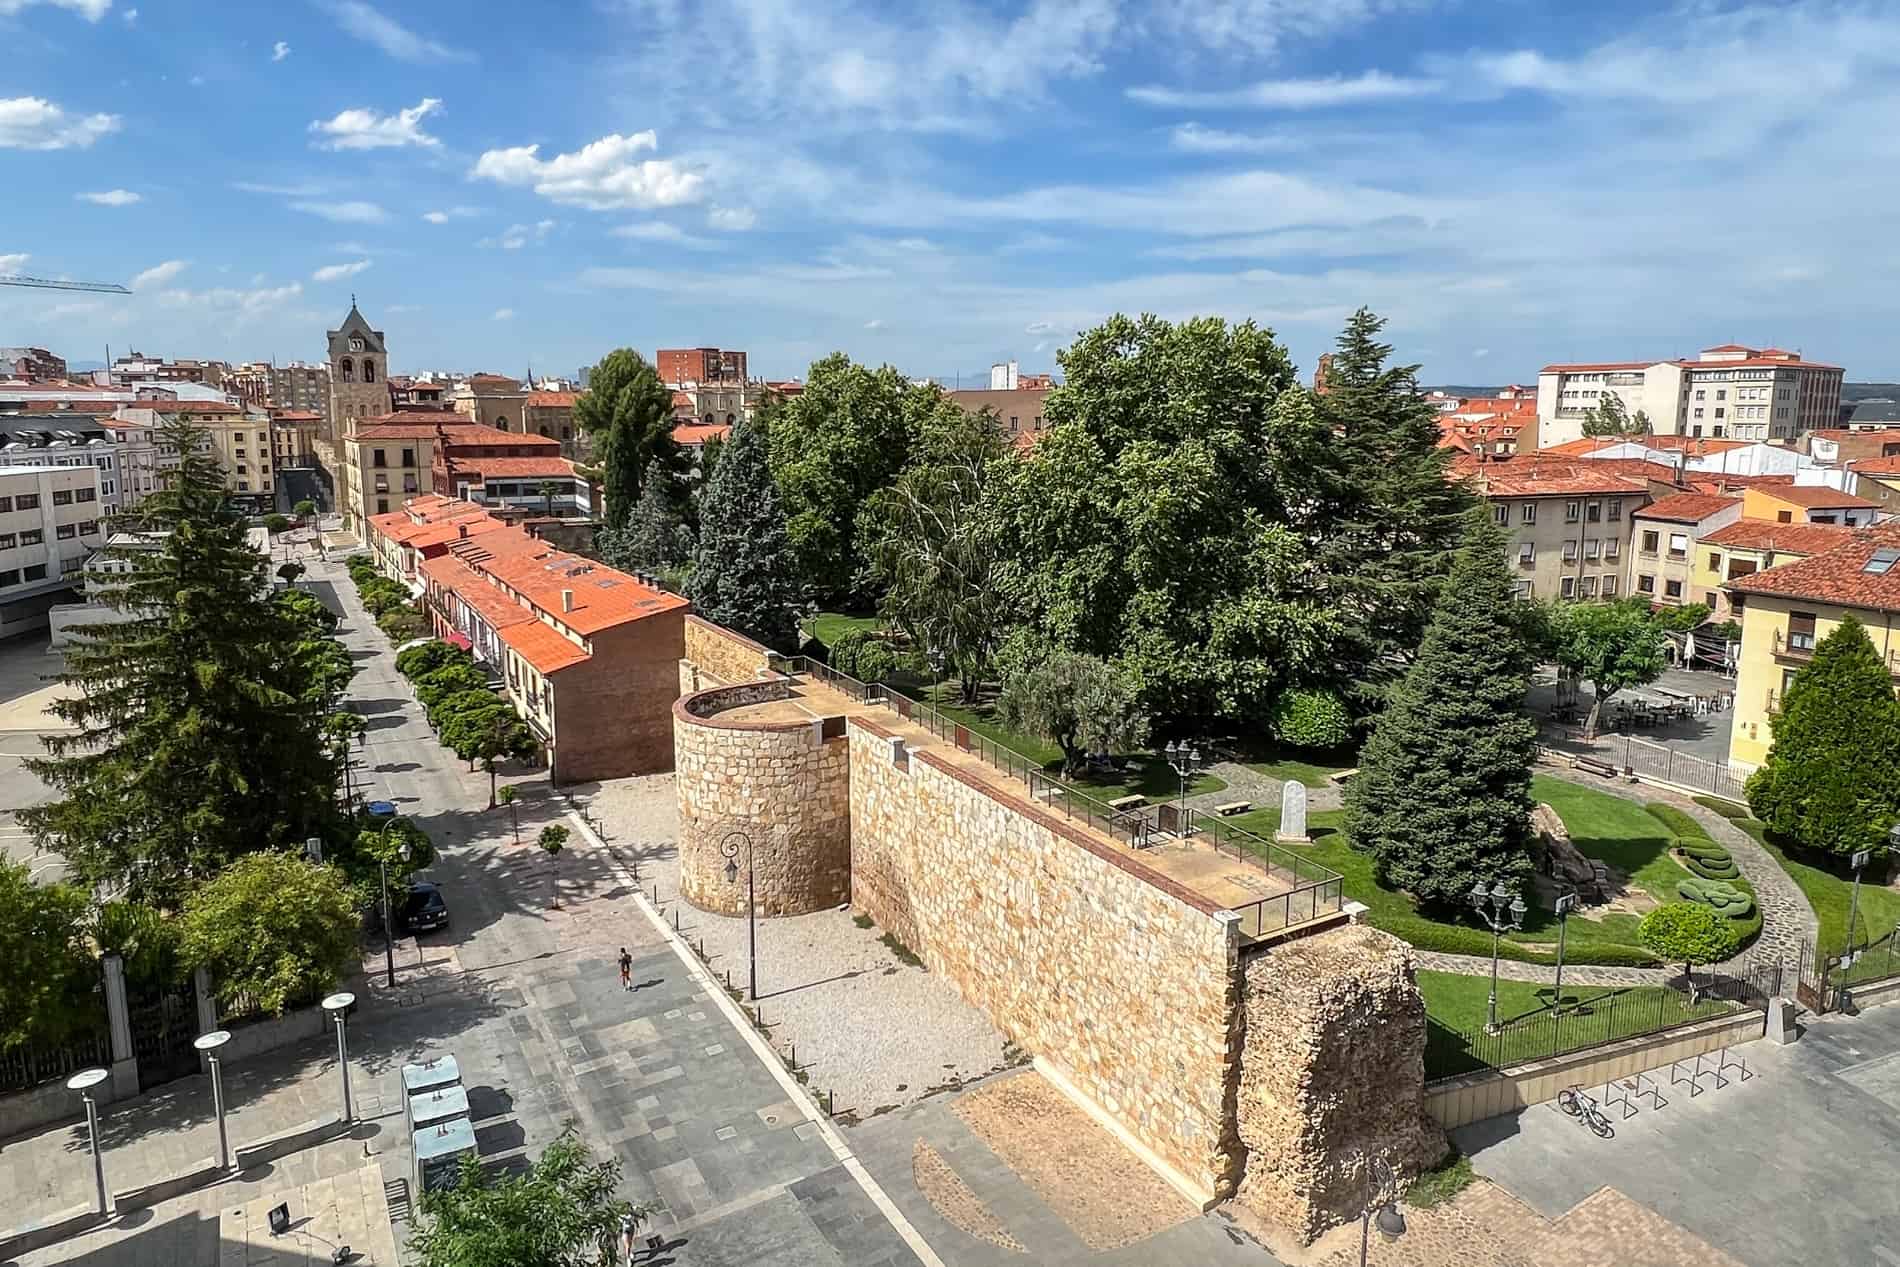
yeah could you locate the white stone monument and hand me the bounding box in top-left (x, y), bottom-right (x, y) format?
top-left (1275, 780), bottom-right (1310, 844)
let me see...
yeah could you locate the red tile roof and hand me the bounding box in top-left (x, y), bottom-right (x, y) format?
top-left (352, 419), bottom-right (492, 441)
top-left (1703, 344), bottom-right (1752, 353)
top-left (1725, 523), bottom-right (1900, 610)
top-left (447, 456), bottom-right (582, 480)
top-left (672, 422), bottom-right (730, 447)
top-left (1466, 459), bottom-right (1652, 498)
top-left (1632, 493), bottom-right (1740, 524)
top-left (421, 553), bottom-right (536, 631)
top-left (1849, 456), bottom-right (1900, 476)
top-left (1751, 484), bottom-right (1876, 509)
top-left (526, 391), bottom-right (578, 408)
top-left (500, 619), bottom-right (590, 674)
top-left (1701, 518), bottom-right (1854, 555)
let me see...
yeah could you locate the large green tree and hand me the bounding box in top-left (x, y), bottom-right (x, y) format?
top-left (1546, 598), bottom-right (1668, 734)
top-left (858, 408), bottom-right (1008, 702)
top-left (24, 416), bottom-right (348, 905)
top-left (598, 471), bottom-right (693, 575)
top-left (995, 650), bottom-right (1151, 778)
top-left (574, 349), bottom-right (688, 531)
top-left (768, 354), bottom-right (962, 602)
top-left (689, 414), bottom-right (803, 648)
top-left (0, 860), bottom-right (99, 1051)
top-left (1276, 308), bottom-right (1474, 707)
top-left (988, 313), bottom-right (1343, 726)
top-left (1344, 513), bottom-right (1538, 910)
top-left (1580, 394), bottom-right (1651, 438)
top-left (1746, 615), bottom-right (1900, 859)
top-left (409, 1129), bottom-right (645, 1267)
top-left (180, 851), bottom-right (360, 1016)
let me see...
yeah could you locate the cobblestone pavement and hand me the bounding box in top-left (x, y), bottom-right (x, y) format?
top-left (1181, 762), bottom-right (1344, 817)
top-left (1455, 995), bottom-right (1900, 1267)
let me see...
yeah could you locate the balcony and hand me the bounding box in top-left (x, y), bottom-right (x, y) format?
top-left (1771, 629), bottom-right (1816, 661)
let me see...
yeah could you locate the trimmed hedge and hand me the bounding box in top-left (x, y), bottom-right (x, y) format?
top-left (1693, 795), bottom-right (1752, 820)
top-left (1685, 854), bottom-right (1741, 881)
top-left (1676, 838), bottom-right (1731, 862)
top-left (1646, 803), bottom-right (1711, 840)
top-left (1677, 877), bottom-right (1755, 919)
top-left (1392, 920), bottom-right (1663, 968)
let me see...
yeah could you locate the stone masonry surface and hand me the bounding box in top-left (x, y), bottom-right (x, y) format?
top-left (674, 684), bottom-right (852, 916)
top-left (684, 614), bottom-right (771, 687)
top-left (1236, 925), bottom-right (1444, 1244)
top-left (845, 719), bottom-right (1242, 1202)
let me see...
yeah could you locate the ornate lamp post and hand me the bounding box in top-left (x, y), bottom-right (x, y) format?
top-left (1356, 1154), bottom-right (1405, 1267)
top-left (1163, 739), bottom-right (1202, 829)
top-left (380, 835), bottom-right (414, 988)
top-left (720, 830), bottom-right (757, 1002)
top-left (1470, 881), bottom-right (1528, 1034)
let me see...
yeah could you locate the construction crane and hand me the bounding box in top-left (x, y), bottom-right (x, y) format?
top-left (0, 273), bottom-right (131, 294)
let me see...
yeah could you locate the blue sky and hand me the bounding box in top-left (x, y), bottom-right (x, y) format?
top-left (4, 0), bottom-right (1899, 385)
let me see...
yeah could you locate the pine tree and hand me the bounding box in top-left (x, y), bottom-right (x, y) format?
top-left (621, 470), bottom-right (693, 570)
top-left (1290, 308), bottom-right (1474, 707)
top-left (688, 415), bottom-right (802, 648)
top-left (1343, 511), bottom-right (1538, 910)
top-left (1746, 615), bottom-right (1900, 858)
top-left (574, 349), bottom-right (688, 531)
top-left (22, 416), bottom-right (347, 905)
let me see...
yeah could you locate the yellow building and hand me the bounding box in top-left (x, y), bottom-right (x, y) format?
top-left (1740, 483), bottom-right (1879, 526)
top-left (120, 402), bottom-right (274, 512)
top-left (1725, 525), bottom-right (1900, 771)
top-left (1696, 519), bottom-right (1855, 619)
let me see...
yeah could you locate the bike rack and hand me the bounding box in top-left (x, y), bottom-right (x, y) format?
top-left (1602, 1077), bottom-right (1637, 1121)
top-left (1628, 1070), bottom-right (1668, 1111)
top-left (1717, 1046), bottom-right (1753, 1083)
top-left (1694, 1050), bottom-right (1729, 1090)
top-left (1668, 1058), bottom-right (1703, 1097)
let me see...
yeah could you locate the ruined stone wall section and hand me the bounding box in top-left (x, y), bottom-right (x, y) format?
top-left (674, 689), bottom-right (851, 916)
top-left (846, 718), bottom-right (1242, 1201)
top-left (1234, 925), bottom-right (1444, 1243)
top-left (683, 614), bottom-right (774, 688)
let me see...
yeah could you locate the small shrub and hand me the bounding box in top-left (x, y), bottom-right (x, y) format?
top-left (1675, 838), bottom-right (1731, 862)
top-left (827, 628), bottom-right (869, 678)
top-left (1675, 878), bottom-right (1754, 919)
top-left (1640, 900), bottom-right (1735, 970)
top-left (879, 931), bottom-right (923, 968)
top-left (1405, 1151), bottom-right (1475, 1210)
top-left (1693, 795), bottom-right (1751, 820)
top-left (853, 641), bottom-right (900, 684)
top-left (1268, 688), bottom-right (1352, 751)
top-left (1684, 854), bottom-right (1740, 880)
top-left (1646, 804), bottom-right (1711, 840)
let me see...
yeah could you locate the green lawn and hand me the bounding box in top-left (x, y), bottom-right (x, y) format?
top-left (1733, 818), bottom-right (1900, 955)
top-left (805, 611), bottom-right (881, 648)
top-left (1418, 969), bottom-right (1737, 1077)
top-left (1236, 739), bottom-right (1356, 789)
top-left (1226, 775), bottom-right (1718, 966)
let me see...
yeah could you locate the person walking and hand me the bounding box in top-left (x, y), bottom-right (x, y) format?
top-left (618, 947), bottom-right (632, 991)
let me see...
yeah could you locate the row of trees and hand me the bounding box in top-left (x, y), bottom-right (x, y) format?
top-left (394, 637), bottom-right (540, 807)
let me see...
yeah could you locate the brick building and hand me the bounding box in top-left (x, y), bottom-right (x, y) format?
top-left (369, 504), bottom-right (687, 782)
top-left (657, 347), bottom-right (746, 386)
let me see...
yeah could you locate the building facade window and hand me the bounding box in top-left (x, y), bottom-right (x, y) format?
top-left (1561, 576), bottom-right (1576, 599)
top-left (1565, 500), bottom-right (1581, 523)
top-left (1602, 576), bottom-right (1618, 596)
top-left (1638, 573), bottom-right (1655, 593)
top-left (340, 358), bottom-right (354, 382)
top-left (1788, 611), bottom-right (1817, 652)
top-left (1492, 504), bottom-right (1508, 525)
top-left (1664, 578), bottom-right (1683, 599)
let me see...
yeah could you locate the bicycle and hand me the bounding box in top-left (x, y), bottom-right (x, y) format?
top-left (1556, 1083), bottom-right (1615, 1139)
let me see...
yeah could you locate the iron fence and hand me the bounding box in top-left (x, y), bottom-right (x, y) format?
top-left (1536, 730), bottom-right (1749, 802)
top-left (0, 1027), bottom-right (111, 1096)
top-left (1424, 960), bottom-right (1779, 1082)
top-left (1836, 929), bottom-right (1900, 991)
top-left (775, 655), bottom-right (1345, 934)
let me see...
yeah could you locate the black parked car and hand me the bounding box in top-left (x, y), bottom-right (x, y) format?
top-left (398, 881), bottom-right (449, 933)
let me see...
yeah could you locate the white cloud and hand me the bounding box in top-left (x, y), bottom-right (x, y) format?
top-left (863, 318), bottom-right (885, 330)
top-left (329, 0), bottom-right (472, 63)
top-left (1128, 71), bottom-right (1440, 110)
top-left (479, 219), bottom-right (556, 250)
top-left (472, 133), bottom-right (704, 211)
top-left (232, 180), bottom-right (324, 197)
top-left (155, 281), bottom-right (303, 319)
top-left (122, 6), bottom-right (136, 21)
top-left (312, 259), bottom-right (371, 282)
top-left (188, 75), bottom-right (205, 87)
top-left (708, 205), bottom-right (758, 231)
top-left (612, 221), bottom-right (720, 249)
top-left (76, 189), bottom-right (140, 206)
top-left (1024, 320), bottom-right (1053, 334)
top-left (0, 253), bottom-right (29, 273)
top-left (272, 40), bottom-right (290, 62)
top-left (422, 211), bottom-right (449, 224)
top-left (1473, 348), bottom-right (1490, 360)
top-left (492, 307), bottom-right (514, 321)
top-left (0, 97), bottom-right (121, 150)
top-left (290, 200), bottom-right (388, 224)
top-left (309, 97), bottom-right (442, 150)
top-left (1154, 0), bottom-right (1427, 59)
top-left (0, 0), bottom-right (111, 21)
top-left (420, 205), bottom-right (479, 224)
top-left (129, 260), bottom-right (186, 288)
top-left (1167, 122), bottom-right (1305, 154)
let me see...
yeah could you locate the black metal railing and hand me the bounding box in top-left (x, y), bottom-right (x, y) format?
top-left (0, 1027), bottom-right (112, 1096)
top-left (776, 655), bottom-right (1344, 935)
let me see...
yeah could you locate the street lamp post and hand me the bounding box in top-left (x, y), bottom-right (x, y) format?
top-left (1356, 1154), bottom-right (1405, 1267)
top-left (67, 1067), bottom-right (111, 1217)
top-left (193, 1030), bottom-right (234, 1171)
top-left (379, 836), bottom-right (414, 989)
top-left (1845, 846), bottom-right (1875, 965)
top-left (322, 992), bottom-right (356, 1124)
top-left (1552, 890), bottom-right (1577, 1014)
top-left (1470, 881), bottom-right (1528, 1034)
top-left (720, 830), bottom-right (757, 1002)
top-left (1163, 739), bottom-right (1202, 831)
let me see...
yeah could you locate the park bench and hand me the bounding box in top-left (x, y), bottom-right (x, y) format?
top-left (1573, 754), bottom-right (1618, 779)
top-left (1215, 801), bottom-right (1251, 816)
top-left (1328, 768), bottom-right (1358, 786)
top-left (1107, 794), bottom-right (1146, 812)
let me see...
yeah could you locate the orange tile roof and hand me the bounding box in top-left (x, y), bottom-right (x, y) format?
top-left (1688, 473), bottom-right (1796, 493)
top-left (1632, 493), bottom-right (1740, 524)
top-left (1751, 483), bottom-right (1876, 509)
top-left (1726, 523), bottom-right (1900, 610)
top-left (447, 456), bottom-right (581, 479)
top-left (408, 515), bottom-right (512, 549)
top-left (353, 419), bottom-right (491, 441)
top-left (500, 619), bottom-right (590, 674)
top-left (421, 516), bottom-right (687, 637)
top-left (672, 422), bottom-right (730, 446)
top-left (526, 391), bottom-right (578, 407)
top-left (1849, 456), bottom-right (1900, 475)
top-left (1702, 518), bottom-right (1854, 555)
top-left (1468, 460), bottom-right (1652, 498)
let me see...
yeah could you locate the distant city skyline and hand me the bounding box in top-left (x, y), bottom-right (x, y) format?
top-left (2, 0), bottom-right (1897, 383)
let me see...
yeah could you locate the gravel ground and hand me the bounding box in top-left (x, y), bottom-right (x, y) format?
top-left (572, 771), bottom-right (1017, 1121)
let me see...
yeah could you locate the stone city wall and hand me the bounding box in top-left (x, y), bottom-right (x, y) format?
top-left (683, 614), bottom-right (773, 689)
top-left (846, 717), bottom-right (1243, 1203)
top-left (673, 684), bottom-right (852, 916)
top-left (1234, 925), bottom-right (1444, 1242)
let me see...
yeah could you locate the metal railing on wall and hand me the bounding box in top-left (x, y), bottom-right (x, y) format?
top-left (775, 655), bottom-right (1345, 935)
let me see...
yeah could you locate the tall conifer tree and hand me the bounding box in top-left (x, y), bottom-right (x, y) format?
top-left (23, 416), bottom-right (346, 904)
top-left (1344, 512), bottom-right (1538, 909)
top-left (689, 415), bottom-right (803, 648)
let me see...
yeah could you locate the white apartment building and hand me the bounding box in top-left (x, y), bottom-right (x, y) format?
top-left (0, 418), bottom-right (123, 516)
top-left (1538, 345), bottom-right (1844, 449)
top-left (0, 464), bottom-right (107, 637)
